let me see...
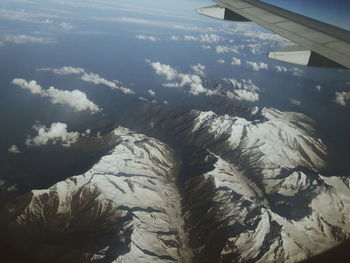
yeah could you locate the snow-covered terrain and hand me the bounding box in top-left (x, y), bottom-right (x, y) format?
top-left (180, 108), bottom-right (350, 262)
top-left (0, 127), bottom-right (191, 263)
top-left (1, 106), bottom-right (350, 263)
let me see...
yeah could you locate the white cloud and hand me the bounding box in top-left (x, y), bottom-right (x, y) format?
top-left (96, 16), bottom-right (216, 32)
top-left (39, 66), bottom-right (85, 75)
top-left (81, 72), bottom-right (115, 87)
top-left (135, 35), bottom-right (160, 41)
top-left (290, 67), bottom-right (304, 77)
top-left (147, 60), bottom-right (179, 81)
top-left (290, 98), bottom-right (301, 106)
top-left (191, 63), bottom-right (206, 77)
top-left (11, 79), bottom-right (43, 94)
top-left (199, 34), bottom-right (221, 43)
top-left (58, 22), bottom-right (75, 30)
top-left (274, 65), bottom-right (288, 72)
top-left (8, 145), bottom-right (20, 154)
top-left (243, 31), bottom-right (289, 43)
top-left (335, 91), bottom-right (350, 106)
top-left (147, 60), bottom-right (209, 96)
top-left (202, 45), bottom-right (212, 50)
top-left (184, 35), bottom-right (197, 41)
top-left (315, 85), bottom-right (322, 91)
top-left (54, 66), bottom-right (85, 75)
top-left (138, 96), bottom-right (148, 102)
top-left (246, 61), bottom-right (269, 71)
top-left (224, 78), bottom-right (260, 102)
top-left (231, 57), bottom-right (241, 66)
top-left (26, 122), bottom-right (80, 147)
top-left (12, 78), bottom-right (100, 113)
top-left (217, 59), bottom-right (225, 64)
top-left (215, 45), bottom-right (240, 54)
top-left (4, 35), bottom-right (55, 44)
top-left (46, 87), bottom-right (100, 112)
top-left (170, 35), bottom-right (180, 41)
top-left (182, 34), bottom-right (221, 43)
top-left (38, 66), bottom-right (134, 94)
top-left (148, 89), bottom-right (155, 96)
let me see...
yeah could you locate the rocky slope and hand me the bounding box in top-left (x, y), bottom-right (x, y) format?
top-left (0, 127), bottom-right (191, 263)
top-left (179, 108), bottom-right (350, 262)
top-left (120, 103), bottom-right (350, 262)
top-left (1, 104), bottom-right (350, 263)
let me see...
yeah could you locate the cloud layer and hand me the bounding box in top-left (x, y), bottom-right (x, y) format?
top-left (3, 34), bottom-right (55, 44)
top-left (135, 35), bottom-right (159, 41)
top-left (12, 78), bottom-right (100, 113)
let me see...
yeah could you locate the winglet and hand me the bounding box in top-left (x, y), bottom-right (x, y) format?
top-left (268, 45), bottom-right (346, 68)
top-left (196, 5), bottom-right (250, 22)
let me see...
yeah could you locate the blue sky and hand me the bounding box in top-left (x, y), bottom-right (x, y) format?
top-left (263, 0), bottom-right (350, 30)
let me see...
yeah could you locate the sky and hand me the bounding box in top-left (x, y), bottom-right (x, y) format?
top-left (0, 0), bottom-right (350, 189)
top-left (263, 0), bottom-right (350, 30)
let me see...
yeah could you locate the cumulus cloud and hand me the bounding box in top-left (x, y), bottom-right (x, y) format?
top-left (315, 85), bottom-right (322, 91)
top-left (244, 31), bottom-right (289, 43)
top-left (53, 66), bottom-right (85, 75)
top-left (184, 35), bottom-right (197, 41)
top-left (146, 60), bottom-right (179, 81)
top-left (191, 63), bottom-right (206, 77)
top-left (147, 60), bottom-right (209, 96)
top-left (96, 17), bottom-right (216, 32)
top-left (8, 145), bottom-right (20, 154)
top-left (290, 67), bottom-right (304, 77)
top-left (38, 66), bottom-right (134, 94)
top-left (26, 122), bottom-right (80, 147)
top-left (180, 34), bottom-right (222, 43)
top-left (202, 45), bottom-right (212, 50)
top-left (231, 57), bottom-right (241, 66)
top-left (217, 59), bottom-right (225, 64)
top-left (274, 65), bottom-right (288, 72)
top-left (215, 45), bottom-right (240, 54)
top-left (290, 98), bottom-right (301, 106)
top-left (4, 35), bottom-right (55, 44)
top-left (224, 78), bottom-right (260, 102)
top-left (201, 34), bottom-right (221, 43)
top-left (334, 91), bottom-right (350, 106)
top-left (11, 79), bottom-right (43, 94)
top-left (246, 61), bottom-right (269, 71)
top-left (135, 35), bottom-right (160, 41)
top-left (170, 35), bottom-right (180, 41)
top-left (47, 87), bottom-right (101, 112)
top-left (58, 22), bottom-right (75, 31)
top-left (148, 89), bottom-right (155, 96)
top-left (12, 78), bottom-right (100, 113)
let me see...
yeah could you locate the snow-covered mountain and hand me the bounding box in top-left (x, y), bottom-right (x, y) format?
top-left (179, 108), bottom-right (350, 262)
top-left (0, 127), bottom-right (191, 263)
top-left (1, 105), bottom-right (350, 263)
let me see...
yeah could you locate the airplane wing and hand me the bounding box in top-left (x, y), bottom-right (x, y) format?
top-left (197, 0), bottom-right (350, 69)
